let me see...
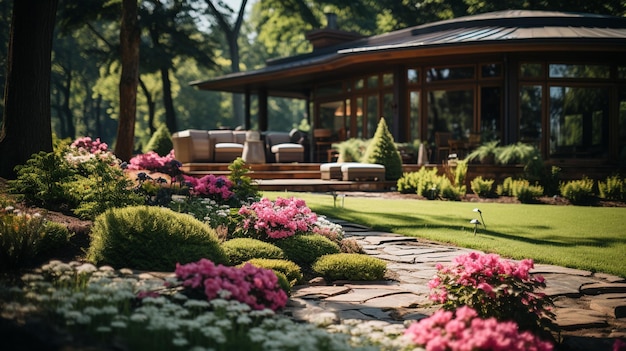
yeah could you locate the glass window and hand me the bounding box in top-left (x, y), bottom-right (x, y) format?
top-left (549, 64), bottom-right (610, 79)
top-left (520, 63), bottom-right (543, 78)
top-left (410, 91), bottom-right (420, 142)
top-left (619, 89), bottom-right (626, 164)
top-left (367, 75), bottom-right (379, 89)
top-left (383, 73), bottom-right (394, 87)
top-left (480, 87), bottom-right (502, 142)
top-left (355, 78), bottom-right (364, 90)
top-left (407, 69), bottom-right (419, 84)
top-left (426, 66), bottom-right (474, 82)
top-left (356, 97), bottom-right (364, 139)
top-left (427, 89), bottom-right (474, 143)
top-left (366, 94), bottom-right (379, 138)
top-left (383, 92), bottom-right (394, 131)
top-left (519, 85), bottom-right (543, 145)
top-left (481, 64), bottom-right (502, 78)
top-left (549, 86), bottom-right (609, 158)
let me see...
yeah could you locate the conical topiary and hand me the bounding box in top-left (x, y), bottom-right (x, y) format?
top-left (143, 124), bottom-right (173, 156)
top-left (362, 117), bottom-right (403, 180)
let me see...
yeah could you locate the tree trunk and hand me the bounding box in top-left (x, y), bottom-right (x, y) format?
top-left (0, 0), bottom-right (58, 179)
top-left (138, 77), bottom-right (156, 135)
top-left (160, 66), bottom-right (177, 134)
top-left (114, 0), bottom-right (140, 161)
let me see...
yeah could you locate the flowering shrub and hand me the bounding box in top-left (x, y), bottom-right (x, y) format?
top-left (183, 174), bottom-right (234, 202)
top-left (175, 258), bottom-right (288, 311)
top-left (70, 136), bottom-right (109, 154)
top-left (428, 252), bottom-right (555, 333)
top-left (126, 150), bottom-right (182, 177)
top-left (237, 197), bottom-right (317, 240)
top-left (312, 215), bottom-right (345, 243)
top-left (404, 306), bottom-right (553, 351)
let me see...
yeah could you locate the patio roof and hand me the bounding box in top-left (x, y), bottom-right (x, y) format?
top-left (190, 10), bottom-right (626, 98)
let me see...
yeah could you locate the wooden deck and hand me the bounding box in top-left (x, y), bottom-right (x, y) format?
top-left (180, 161), bottom-right (623, 193)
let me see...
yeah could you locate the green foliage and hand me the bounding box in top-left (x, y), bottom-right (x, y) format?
top-left (333, 138), bottom-right (369, 163)
top-left (454, 159), bottom-right (468, 187)
top-left (243, 258), bottom-right (303, 287)
top-left (228, 158), bottom-right (261, 206)
top-left (496, 142), bottom-right (537, 165)
top-left (273, 270), bottom-right (292, 295)
top-left (361, 118), bottom-right (403, 181)
top-left (560, 178), bottom-right (595, 205)
top-left (0, 208), bottom-right (71, 270)
top-left (339, 238), bottom-right (364, 254)
top-left (598, 175), bottom-right (625, 201)
top-left (397, 167), bottom-right (440, 196)
top-left (470, 176), bottom-right (495, 198)
top-left (70, 158), bottom-right (144, 220)
top-left (222, 238), bottom-right (285, 266)
top-left (87, 206), bottom-right (228, 271)
top-left (143, 124), bottom-right (173, 156)
top-left (466, 140), bottom-right (499, 163)
top-left (312, 253), bottom-right (386, 282)
top-left (274, 234), bottom-right (340, 268)
top-left (496, 177), bottom-right (543, 202)
top-left (440, 177), bottom-right (465, 201)
top-left (8, 151), bottom-right (79, 210)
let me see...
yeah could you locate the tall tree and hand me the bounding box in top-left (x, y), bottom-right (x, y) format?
top-left (114, 0), bottom-right (140, 161)
top-left (0, 0), bottom-right (58, 179)
top-left (205, 0), bottom-right (248, 127)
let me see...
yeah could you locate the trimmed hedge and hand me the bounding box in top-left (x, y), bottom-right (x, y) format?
top-left (222, 238), bottom-right (284, 265)
top-left (242, 258), bottom-right (304, 287)
top-left (312, 253), bottom-right (387, 281)
top-left (274, 234), bottom-right (340, 267)
top-left (87, 206), bottom-right (228, 271)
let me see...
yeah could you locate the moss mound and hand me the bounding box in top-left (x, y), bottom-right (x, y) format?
top-left (222, 238), bottom-right (284, 265)
top-left (243, 258), bottom-right (304, 287)
top-left (274, 234), bottom-right (340, 268)
top-left (312, 253), bottom-right (387, 281)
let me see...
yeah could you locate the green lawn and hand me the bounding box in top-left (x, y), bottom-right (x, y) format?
top-left (263, 191), bottom-right (626, 278)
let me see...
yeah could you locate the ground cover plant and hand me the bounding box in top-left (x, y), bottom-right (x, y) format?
top-left (263, 192), bottom-right (626, 278)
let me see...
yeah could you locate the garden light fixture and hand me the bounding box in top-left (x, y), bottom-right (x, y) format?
top-left (472, 208), bottom-right (486, 229)
top-left (470, 219), bottom-right (481, 235)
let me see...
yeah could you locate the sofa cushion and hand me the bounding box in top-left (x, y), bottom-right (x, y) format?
top-left (171, 129), bottom-right (211, 163)
top-left (208, 130), bottom-right (235, 144)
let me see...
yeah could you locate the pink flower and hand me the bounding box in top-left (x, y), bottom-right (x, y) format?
top-left (237, 197), bottom-right (317, 239)
top-left (174, 259), bottom-right (287, 311)
top-left (404, 306), bottom-right (554, 351)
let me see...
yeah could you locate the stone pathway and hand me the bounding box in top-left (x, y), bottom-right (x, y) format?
top-left (282, 219), bottom-right (626, 351)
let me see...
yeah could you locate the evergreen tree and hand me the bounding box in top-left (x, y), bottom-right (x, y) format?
top-left (362, 117), bottom-right (403, 181)
top-left (143, 124), bottom-right (173, 156)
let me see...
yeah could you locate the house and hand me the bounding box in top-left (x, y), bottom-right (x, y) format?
top-left (191, 10), bottom-right (626, 175)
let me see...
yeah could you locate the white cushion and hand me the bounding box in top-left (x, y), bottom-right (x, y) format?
top-left (271, 143), bottom-right (304, 153)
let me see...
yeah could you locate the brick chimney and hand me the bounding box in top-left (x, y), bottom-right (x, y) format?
top-left (306, 12), bottom-right (363, 51)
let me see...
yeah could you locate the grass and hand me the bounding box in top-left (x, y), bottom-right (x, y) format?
top-left (262, 191), bottom-right (626, 278)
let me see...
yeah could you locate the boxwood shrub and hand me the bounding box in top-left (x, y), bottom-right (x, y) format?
top-left (87, 206), bottom-right (228, 271)
top-left (274, 234), bottom-right (340, 268)
top-left (242, 258), bottom-right (304, 287)
top-left (312, 253), bottom-right (387, 281)
top-left (222, 238), bottom-right (284, 265)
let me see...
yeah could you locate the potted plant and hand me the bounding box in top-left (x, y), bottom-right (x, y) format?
top-left (466, 140), bottom-right (499, 164)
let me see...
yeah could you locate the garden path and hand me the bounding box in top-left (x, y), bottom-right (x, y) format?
top-left (283, 219), bottom-right (626, 351)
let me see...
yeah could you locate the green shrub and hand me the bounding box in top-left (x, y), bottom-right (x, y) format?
top-left (440, 178), bottom-right (465, 201)
top-left (273, 270), bottom-right (292, 295)
top-left (274, 234), bottom-right (340, 268)
top-left (396, 167), bottom-right (443, 198)
top-left (333, 138), bottom-right (370, 163)
top-left (496, 142), bottom-right (537, 165)
top-left (471, 176), bottom-right (495, 198)
top-left (228, 158), bottom-right (261, 206)
top-left (243, 258), bottom-right (303, 287)
top-left (312, 253), bottom-right (386, 281)
top-left (497, 177), bottom-right (543, 203)
top-left (87, 206), bottom-right (228, 271)
top-left (339, 238), bottom-right (364, 254)
top-left (511, 179), bottom-right (544, 203)
top-left (143, 124), bottom-right (173, 156)
top-left (222, 238), bottom-right (284, 265)
top-left (0, 209), bottom-right (71, 270)
top-left (560, 178), bottom-right (595, 205)
top-left (361, 118), bottom-right (403, 180)
top-left (598, 175), bottom-right (625, 201)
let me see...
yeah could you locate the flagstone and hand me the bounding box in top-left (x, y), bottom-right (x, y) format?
top-left (531, 264), bottom-right (593, 276)
top-left (594, 273), bottom-right (626, 283)
top-left (554, 307), bottom-right (607, 330)
top-left (358, 308), bottom-right (393, 320)
top-left (540, 273), bottom-right (599, 297)
top-left (580, 283), bottom-right (626, 295)
top-left (588, 294), bottom-right (626, 318)
top-left (362, 236), bottom-right (418, 245)
top-left (291, 286), bottom-right (352, 299)
top-left (363, 293), bottom-right (425, 308)
top-left (376, 254), bottom-right (418, 263)
top-left (323, 288), bottom-right (401, 302)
